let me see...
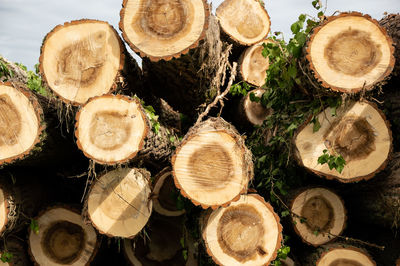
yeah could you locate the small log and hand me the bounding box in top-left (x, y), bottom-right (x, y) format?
top-left (294, 100), bottom-right (392, 182)
top-left (28, 206), bottom-right (98, 266)
top-left (40, 19), bottom-right (141, 105)
top-left (306, 12), bottom-right (395, 93)
top-left (85, 168), bottom-right (152, 238)
top-left (0, 82), bottom-right (44, 166)
top-left (216, 0), bottom-right (270, 46)
top-left (152, 167), bottom-right (185, 216)
top-left (289, 187), bottom-right (346, 246)
top-left (238, 40), bottom-right (271, 87)
top-left (238, 88), bottom-right (272, 127)
top-left (0, 57), bottom-right (28, 84)
top-left (172, 117), bottom-right (253, 208)
top-left (202, 194), bottom-right (282, 265)
top-left (119, 0), bottom-right (209, 61)
top-left (302, 243), bottom-right (376, 266)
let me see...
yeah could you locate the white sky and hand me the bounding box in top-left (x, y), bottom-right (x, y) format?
top-left (0, 0), bottom-right (398, 69)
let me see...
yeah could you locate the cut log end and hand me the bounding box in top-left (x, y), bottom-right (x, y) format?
top-left (28, 207), bottom-right (97, 266)
top-left (316, 247), bottom-right (376, 266)
top-left (203, 194), bottom-right (282, 265)
top-left (243, 89), bottom-right (271, 126)
top-left (87, 168), bottom-right (152, 238)
top-left (153, 168), bottom-right (185, 216)
top-left (0, 83), bottom-right (43, 166)
top-left (216, 0), bottom-right (270, 45)
top-left (40, 20), bottom-right (124, 105)
top-left (120, 0), bottom-right (209, 61)
top-left (307, 12), bottom-right (395, 93)
top-left (75, 95), bottom-right (149, 165)
top-left (295, 101), bottom-right (392, 182)
top-left (172, 118), bottom-right (253, 208)
top-left (291, 187), bottom-right (346, 246)
top-left (240, 40), bottom-right (271, 87)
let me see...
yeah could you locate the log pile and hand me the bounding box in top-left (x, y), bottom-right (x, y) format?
top-left (0, 0), bottom-right (399, 265)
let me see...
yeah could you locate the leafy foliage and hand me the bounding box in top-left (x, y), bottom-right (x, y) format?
top-left (142, 103), bottom-right (161, 134)
top-left (30, 218), bottom-right (40, 235)
top-left (0, 60), bottom-right (13, 80)
top-left (0, 252), bottom-right (13, 263)
top-left (318, 149), bottom-right (346, 173)
top-left (15, 63), bottom-right (48, 96)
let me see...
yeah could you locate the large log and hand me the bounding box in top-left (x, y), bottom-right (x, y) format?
top-left (0, 82), bottom-right (44, 166)
top-left (201, 194), bottom-right (282, 265)
top-left (306, 12), bottom-right (395, 93)
top-left (294, 100), bottom-right (392, 182)
top-left (119, 0), bottom-right (209, 61)
top-left (28, 206), bottom-right (98, 266)
top-left (75, 94), bottom-right (177, 166)
top-left (84, 168), bottom-right (152, 238)
top-left (172, 117), bottom-right (253, 208)
top-left (39, 19), bottom-right (141, 105)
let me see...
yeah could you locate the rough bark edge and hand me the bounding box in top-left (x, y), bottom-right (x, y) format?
top-left (27, 205), bottom-right (100, 266)
top-left (315, 245), bottom-right (376, 266)
top-left (216, 0), bottom-right (271, 46)
top-left (171, 117), bottom-right (254, 209)
top-left (39, 19), bottom-right (126, 106)
top-left (74, 94), bottom-right (150, 165)
top-left (202, 194), bottom-right (282, 265)
top-left (293, 100), bottom-right (393, 183)
top-left (152, 167), bottom-right (186, 216)
top-left (289, 186), bottom-right (347, 247)
top-left (83, 168), bottom-right (152, 239)
top-left (119, 0), bottom-right (210, 62)
top-left (0, 82), bottom-right (45, 166)
top-left (0, 185), bottom-right (9, 236)
top-left (305, 12), bottom-right (396, 93)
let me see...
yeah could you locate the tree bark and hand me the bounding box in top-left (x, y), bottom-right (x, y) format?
top-left (379, 13), bottom-right (400, 80)
top-left (294, 100), bottom-right (392, 182)
top-left (201, 194), bottom-right (282, 265)
top-left (172, 117), bottom-right (253, 209)
top-left (141, 15), bottom-right (232, 119)
top-left (306, 12), bottom-right (395, 93)
top-left (39, 19), bottom-right (142, 106)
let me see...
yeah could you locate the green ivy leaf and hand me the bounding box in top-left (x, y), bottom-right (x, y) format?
top-left (0, 252), bottom-right (13, 263)
top-left (30, 219), bottom-right (39, 235)
top-left (312, 117), bottom-right (321, 132)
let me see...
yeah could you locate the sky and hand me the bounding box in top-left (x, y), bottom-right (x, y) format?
top-left (0, 0), bottom-right (398, 70)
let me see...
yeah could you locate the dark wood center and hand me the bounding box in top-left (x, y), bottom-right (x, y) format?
top-left (301, 196), bottom-right (334, 233)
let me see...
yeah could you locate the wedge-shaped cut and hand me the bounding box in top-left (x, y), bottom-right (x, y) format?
top-left (172, 117), bottom-right (253, 208)
top-left (120, 0), bottom-right (209, 61)
top-left (307, 12), bottom-right (395, 93)
top-left (86, 168), bottom-right (152, 238)
top-left (0, 83), bottom-right (43, 165)
top-left (291, 187), bottom-right (346, 246)
top-left (295, 101), bottom-right (392, 182)
top-left (202, 194), bottom-right (282, 266)
top-left (216, 0), bottom-right (270, 45)
top-left (75, 95), bottom-right (149, 165)
top-left (28, 207), bottom-right (97, 266)
top-left (40, 20), bottom-right (125, 104)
